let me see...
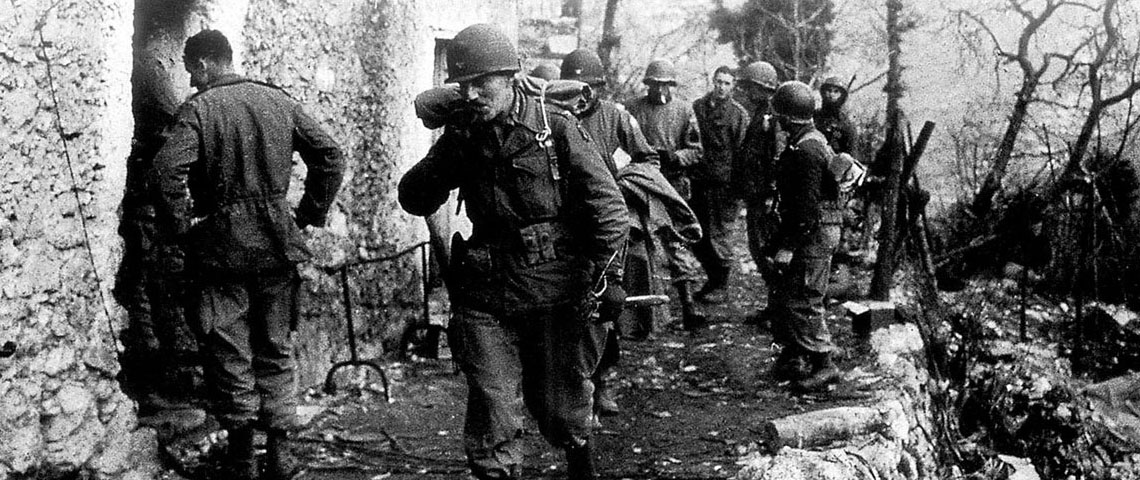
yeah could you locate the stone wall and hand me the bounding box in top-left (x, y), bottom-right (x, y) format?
top-left (734, 323), bottom-right (939, 480)
top-left (240, 0), bottom-right (516, 388)
top-left (1, 0), bottom-right (521, 476)
top-left (1, 1), bottom-right (160, 478)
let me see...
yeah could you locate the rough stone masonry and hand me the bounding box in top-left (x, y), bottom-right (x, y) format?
top-left (1, 1), bottom-right (162, 478)
top-left (2, 0), bottom-right (514, 477)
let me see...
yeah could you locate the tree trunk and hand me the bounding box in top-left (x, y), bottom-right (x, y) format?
top-left (598, 0), bottom-right (621, 93)
top-left (971, 76), bottom-right (1039, 215)
top-left (869, 0), bottom-right (906, 301)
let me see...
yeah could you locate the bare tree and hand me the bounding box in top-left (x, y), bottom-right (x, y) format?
top-left (960, 0), bottom-right (1094, 215)
top-left (1063, 0), bottom-right (1140, 174)
top-left (869, 0), bottom-right (907, 300)
top-left (598, 0), bottom-right (622, 89)
top-left (709, 0), bottom-right (834, 81)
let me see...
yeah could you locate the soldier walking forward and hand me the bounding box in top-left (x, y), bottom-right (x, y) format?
top-left (153, 30), bottom-right (345, 480)
top-left (398, 25), bottom-right (627, 480)
top-left (624, 59), bottom-right (708, 331)
top-left (560, 48), bottom-right (660, 420)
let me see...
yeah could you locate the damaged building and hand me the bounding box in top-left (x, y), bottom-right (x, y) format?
top-left (0, 0), bottom-right (515, 477)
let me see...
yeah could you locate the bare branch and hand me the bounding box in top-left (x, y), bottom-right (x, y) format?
top-left (956, 10), bottom-right (1010, 60)
top-left (850, 70), bottom-right (889, 94)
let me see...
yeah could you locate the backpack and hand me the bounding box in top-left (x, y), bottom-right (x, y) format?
top-left (413, 76), bottom-right (592, 131)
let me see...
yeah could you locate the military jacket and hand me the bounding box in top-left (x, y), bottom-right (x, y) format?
top-left (815, 106), bottom-right (856, 154)
top-left (692, 93), bottom-right (749, 184)
top-left (734, 101), bottom-right (784, 200)
top-left (774, 124), bottom-right (844, 248)
top-left (623, 96), bottom-right (703, 180)
top-left (577, 99), bottom-right (659, 177)
top-left (153, 74), bottom-right (345, 275)
top-left (399, 89), bottom-right (627, 314)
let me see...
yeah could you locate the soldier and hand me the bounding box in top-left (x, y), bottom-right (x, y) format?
top-left (691, 66), bottom-right (749, 303)
top-left (114, 88), bottom-right (202, 413)
top-left (815, 75), bottom-right (857, 155)
top-left (560, 48), bottom-right (660, 419)
top-left (529, 63), bottom-right (560, 81)
top-left (732, 61), bottom-right (783, 326)
top-left (767, 81), bottom-right (844, 390)
top-left (816, 75), bottom-right (866, 261)
top-left (624, 58), bottom-right (708, 331)
top-left (152, 30), bottom-right (346, 480)
top-left (398, 25), bottom-right (627, 480)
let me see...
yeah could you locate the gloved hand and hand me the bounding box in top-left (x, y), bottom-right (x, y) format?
top-left (596, 281), bottom-right (627, 324)
top-left (674, 152), bottom-right (699, 168)
top-left (774, 249), bottom-right (794, 266)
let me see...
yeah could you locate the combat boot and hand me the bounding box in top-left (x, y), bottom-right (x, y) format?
top-left (678, 282), bottom-right (707, 331)
top-left (743, 307), bottom-right (771, 330)
top-left (264, 429), bottom-right (300, 480)
top-left (696, 266), bottom-right (730, 304)
top-left (223, 425), bottom-right (258, 480)
top-left (768, 346), bottom-right (808, 381)
top-left (796, 351), bottom-right (843, 391)
top-left (566, 441), bottom-right (598, 480)
top-left (594, 381), bottom-right (620, 416)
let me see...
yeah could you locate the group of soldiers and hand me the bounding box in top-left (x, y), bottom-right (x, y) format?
top-left (402, 24), bottom-right (862, 480)
top-left (116, 21), bottom-right (861, 480)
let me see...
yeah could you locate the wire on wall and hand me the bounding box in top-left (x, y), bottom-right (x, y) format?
top-left (36, 21), bottom-right (121, 356)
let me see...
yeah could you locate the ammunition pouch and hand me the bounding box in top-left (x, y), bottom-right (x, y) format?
top-left (519, 222), bottom-right (561, 267)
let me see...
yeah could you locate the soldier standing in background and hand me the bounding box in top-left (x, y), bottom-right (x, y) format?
top-left (767, 81), bottom-right (844, 390)
top-left (153, 30), bottom-right (346, 480)
top-left (399, 25), bottom-right (627, 480)
top-left (114, 86), bottom-right (202, 414)
top-left (691, 66), bottom-right (749, 304)
top-left (732, 61), bottom-right (783, 327)
top-left (529, 63), bottom-right (560, 81)
top-left (624, 58), bottom-right (708, 331)
top-left (815, 75), bottom-right (857, 155)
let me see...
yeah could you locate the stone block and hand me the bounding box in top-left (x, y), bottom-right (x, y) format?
top-left (88, 399), bottom-right (136, 476)
top-left (844, 301), bottom-right (897, 338)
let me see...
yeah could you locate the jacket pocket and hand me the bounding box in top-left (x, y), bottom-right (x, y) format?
top-left (184, 198), bottom-right (305, 274)
top-left (510, 153), bottom-right (561, 220)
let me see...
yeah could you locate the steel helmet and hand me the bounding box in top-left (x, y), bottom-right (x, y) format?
top-left (643, 59), bottom-right (678, 84)
top-left (820, 75), bottom-right (847, 95)
top-left (772, 81), bottom-right (816, 123)
top-left (446, 24), bottom-right (520, 83)
top-left (737, 61), bottom-right (778, 90)
top-left (561, 49), bottom-right (605, 85)
top-left (529, 63), bottom-right (559, 81)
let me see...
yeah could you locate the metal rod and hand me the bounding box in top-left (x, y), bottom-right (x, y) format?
top-left (340, 266), bottom-right (359, 362)
top-left (421, 242), bottom-right (431, 327)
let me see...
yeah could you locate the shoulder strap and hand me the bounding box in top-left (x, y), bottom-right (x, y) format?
top-left (794, 130), bottom-right (830, 151)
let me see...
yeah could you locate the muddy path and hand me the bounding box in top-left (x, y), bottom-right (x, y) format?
top-left (286, 235), bottom-right (872, 479)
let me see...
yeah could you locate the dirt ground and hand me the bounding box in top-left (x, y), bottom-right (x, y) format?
top-left (157, 228), bottom-right (875, 480)
top-left (284, 236), bottom-right (872, 479)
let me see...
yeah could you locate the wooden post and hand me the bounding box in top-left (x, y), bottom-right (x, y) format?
top-left (869, 0), bottom-right (906, 301)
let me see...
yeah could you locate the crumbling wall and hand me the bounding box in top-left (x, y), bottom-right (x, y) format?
top-left (0, 1), bottom-right (161, 478)
top-left (734, 324), bottom-right (938, 480)
top-left (241, 0), bottom-right (516, 387)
